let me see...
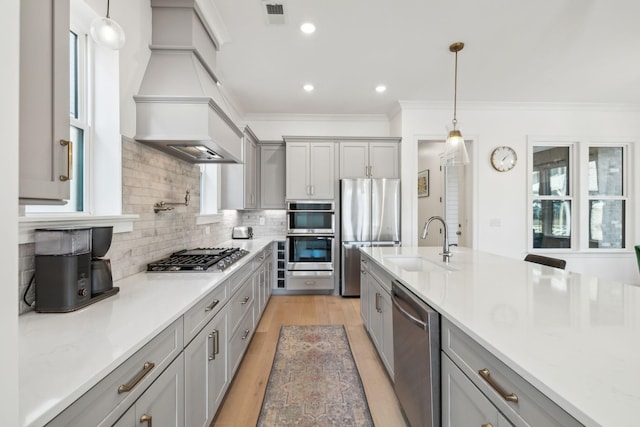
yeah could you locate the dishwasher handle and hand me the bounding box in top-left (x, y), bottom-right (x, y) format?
top-left (391, 288), bottom-right (428, 330)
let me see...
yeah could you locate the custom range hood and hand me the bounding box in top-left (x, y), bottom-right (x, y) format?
top-left (134, 0), bottom-right (243, 163)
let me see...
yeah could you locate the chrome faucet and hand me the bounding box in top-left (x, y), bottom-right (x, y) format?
top-left (420, 216), bottom-right (453, 263)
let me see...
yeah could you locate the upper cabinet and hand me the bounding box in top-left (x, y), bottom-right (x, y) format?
top-left (220, 127), bottom-right (258, 209)
top-left (285, 140), bottom-right (335, 200)
top-left (259, 143), bottom-right (286, 209)
top-left (339, 139), bottom-right (400, 179)
top-left (19, 0), bottom-right (71, 204)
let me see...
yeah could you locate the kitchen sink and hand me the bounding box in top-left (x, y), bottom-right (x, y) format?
top-left (383, 255), bottom-right (453, 272)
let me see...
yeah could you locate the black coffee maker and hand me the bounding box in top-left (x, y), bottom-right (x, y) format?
top-left (91, 226), bottom-right (114, 296)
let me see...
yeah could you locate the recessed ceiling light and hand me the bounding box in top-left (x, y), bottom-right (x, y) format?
top-left (375, 85), bottom-right (387, 93)
top-left (300, 22), bottom-right (316, 34)
top-left (303, 84), bottom-right (314, 92)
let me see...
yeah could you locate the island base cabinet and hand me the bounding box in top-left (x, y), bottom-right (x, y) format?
top-left (442, 353), bottom-right (513, 427)
top-left (113, 353), bottom-right (185, 427)
top-left (184, 307), bottom-right (228, 427)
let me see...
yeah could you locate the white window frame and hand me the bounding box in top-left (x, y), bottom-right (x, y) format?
top-left (528, 136), bottom-right (632, 253)
top-left (18, 0), bottom-right (135, 243)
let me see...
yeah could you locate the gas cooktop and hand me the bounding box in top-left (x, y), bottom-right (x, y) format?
top-left (146, 247), bottom-right (249, 272)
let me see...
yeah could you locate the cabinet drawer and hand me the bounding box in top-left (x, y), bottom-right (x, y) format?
top-left (47, 318), bottom-right (183, 427)
top-left (183, 281), bottom-right (228, 345)
top-left (228, 277), bottom-right (254, 335)
top-left (228, 306), bottom-right (255, 376)
top-left (286, 274), bottom-right (334, 291)
top-left (229, 261), bottom-right (253, 294)
top-left (441, 319), bottom-right (581, 427)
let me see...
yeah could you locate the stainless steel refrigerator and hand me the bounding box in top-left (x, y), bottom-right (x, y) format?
top-left (340, 178), bottom-right (401, 296)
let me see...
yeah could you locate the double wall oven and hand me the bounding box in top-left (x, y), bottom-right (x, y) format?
top-left (286, 201), bottom-right (335, 289)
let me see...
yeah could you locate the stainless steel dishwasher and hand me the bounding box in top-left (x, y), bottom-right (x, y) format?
top-left (391, 280), bottom-right (440, 427)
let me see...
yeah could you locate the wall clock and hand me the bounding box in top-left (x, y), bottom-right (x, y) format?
top-left (490, 146), bottom-right (517, 172)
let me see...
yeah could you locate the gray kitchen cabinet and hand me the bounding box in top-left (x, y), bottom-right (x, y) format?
top-left (360, 255), bottom-right (394, 378)
top-left (259, 142), bottom-right (286, 209)
top-left (441, 318), bottom-right (582, 427)
top-left (184, 305), bottom-right (228, 427)
top-left (442, 353), bottom-right (513, 427)
top-left (359, 258), bottom-right (370, 326)
top-left (255, 246), bottom-right (273, 319)
top-left (113, 353), bottom-right (185, 427)
top-left (339, 139), bottom-right (400, 179)
top-left (220, 126), bottom-right (258, 209)
top-left (285, 140), bottom-right (335, 200)
top-left (19, 0), bottom-right (71, 204)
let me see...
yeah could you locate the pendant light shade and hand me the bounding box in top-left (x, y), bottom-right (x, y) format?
top-left (90, 0), bottom-right (126, 50)
top-left (442, 42), bottom-right (469, 166)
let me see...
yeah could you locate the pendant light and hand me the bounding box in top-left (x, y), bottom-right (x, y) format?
top-left (90, 0), bottom-right (126, 50)
top-left (442, 42), bottom-right (469, 165)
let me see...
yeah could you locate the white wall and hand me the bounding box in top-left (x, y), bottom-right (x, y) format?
top-left (0, 0), bottom-right (19, 423)
top-left (244, 114), bottom-right (392, 140)
top-left (399, 102), bottom-right (640, 283)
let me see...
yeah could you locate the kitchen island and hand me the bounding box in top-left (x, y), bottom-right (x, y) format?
top-left (361, 245), bottom-right (640, 427)
top-left (18, 239), bottom-right (275, 427)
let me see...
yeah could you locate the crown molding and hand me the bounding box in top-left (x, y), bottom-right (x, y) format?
top-left (243, 113), bottom-right (390, 122)
top-left (398, 100), bottom-right (640, 112)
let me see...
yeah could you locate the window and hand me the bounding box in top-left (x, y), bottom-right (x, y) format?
top-left (28, 28), bottom-right (89, 213)
top-left (529, 139), bottom-right (629, 251)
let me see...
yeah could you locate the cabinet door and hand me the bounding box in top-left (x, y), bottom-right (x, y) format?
top-left (244, 137), bottom-right (257, 208)
top-left (185, 310), bottom-right (228, 427)
top-left (19, 0), bottom-right (70, 203)
top-left (260, 144), bottom-right (286, 208)
top-left (339, 142), bottom-right (369, 178)
top-left (442, 353), bottom-right (501, 427)
top-left (368, 281), bottom-right (383, 353)
top-left (286, 143), bottom-right (310, 199)
top-left (369, 142), bottom-right (399, 178)
top-left (309, 142), bottom-right (335, 199)
top-left (379, 287), bottom-right (394, 377)
top-left (135, 354), bottom-right (185, 427)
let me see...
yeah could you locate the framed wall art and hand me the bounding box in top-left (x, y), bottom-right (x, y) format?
top-left (418, 169), bottom-right (429, 197)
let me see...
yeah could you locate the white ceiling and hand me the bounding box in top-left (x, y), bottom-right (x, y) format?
top-left (210, 0), bottom-right (640, 117)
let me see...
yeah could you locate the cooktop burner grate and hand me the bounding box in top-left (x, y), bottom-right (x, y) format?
top-left (147, 247), bottom-right (249, 272)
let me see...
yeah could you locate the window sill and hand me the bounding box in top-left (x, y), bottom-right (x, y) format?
top-left (196, 213), bottom-right (224, 225)
top-left (19, 214), bottom-right (138, 244)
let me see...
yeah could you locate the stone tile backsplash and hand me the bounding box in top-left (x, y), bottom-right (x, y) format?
top-left (18, 137), bottom-right (285, 314)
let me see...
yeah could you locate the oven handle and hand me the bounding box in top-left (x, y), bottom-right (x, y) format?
top-left (286, 234), bottom-right (335, 238)
top-left (286, 270), bottom-right (334, 278)
top-left (286, 210), bottom-right (335, 213)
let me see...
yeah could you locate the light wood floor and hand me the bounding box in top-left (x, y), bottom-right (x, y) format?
top-left (212, 295), bottom-right (407, 426)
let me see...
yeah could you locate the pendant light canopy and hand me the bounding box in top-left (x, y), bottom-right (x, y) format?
top-left (442, 42), bottom-right (469, 166)
top-left (90, 0), bottom-right (126, 50)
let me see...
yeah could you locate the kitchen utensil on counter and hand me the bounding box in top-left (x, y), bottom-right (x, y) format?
top-left (232, 226), bottom-right (253, 239)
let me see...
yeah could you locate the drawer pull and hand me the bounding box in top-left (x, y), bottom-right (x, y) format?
top-left (305, 281), bottom-right (316, 285)
top-left (208, 329), bottom-right (219, 360)
top-left (59, 139), bottom-right (72, 182)
top-left (481, 424), bottom-right (493, 427)
top-left (241, 329), bottom-right (250, 340)
top-left (118, 361), bottom-right (155, 394)
top-left (478, 368), bottom-right (519, 403)
top-left (241, 296), bottom-right (250, 304)
top-left (140, 414), bottom-right (152, 427)
top-left (205, 299), bottom-right (220, 312)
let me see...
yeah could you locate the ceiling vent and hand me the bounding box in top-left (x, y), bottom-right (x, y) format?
top-left (263, 1), bottom-right (286, 25)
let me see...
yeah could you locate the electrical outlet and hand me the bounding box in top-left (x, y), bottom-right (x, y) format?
top-left (205, 226), bottom-right (211, 234)
top-left (259, 216), bottom-right (265, 225)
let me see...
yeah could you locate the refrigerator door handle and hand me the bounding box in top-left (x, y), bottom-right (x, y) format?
top-left (371, 241), bottom-right (402, 247)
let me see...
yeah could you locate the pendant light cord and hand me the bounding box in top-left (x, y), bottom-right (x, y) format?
top-left (452, 50), bottom-right (458, 127)
top-left (106, 0), bottom-right (111, 19)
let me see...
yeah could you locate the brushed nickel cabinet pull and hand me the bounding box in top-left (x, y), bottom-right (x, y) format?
top-left (481, 424), bottom-right (493, 427)
top-left (208, 329), bottom-right (219, 360)
top-left (205, 299), bottom-right (220, 312)
top-left (118, 361), bottom-right (155, 393)
top-left (140, 414), bottom-right (152, 427)
top-left (241, 296), bottom-right (250, 304)
top-left (59, 139), bottom-right (72, 182)
top-left (478, 368), bottom-right (518, 403)
top-left (305, 281), bottom-right (315, 285)
top-left (241, 329), bottom-right (250, 340)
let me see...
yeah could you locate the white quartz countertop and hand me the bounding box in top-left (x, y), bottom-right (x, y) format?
top-left (18, 239), bottom-right (273, 427)
top-left (361, 245), bottom-right (640, 427)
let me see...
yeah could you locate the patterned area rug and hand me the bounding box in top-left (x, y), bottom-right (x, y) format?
top-left (257, 325), bottom-right (374, 427)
